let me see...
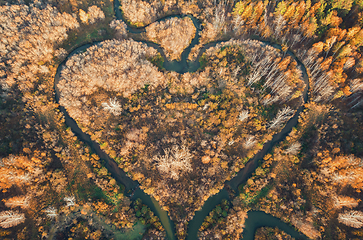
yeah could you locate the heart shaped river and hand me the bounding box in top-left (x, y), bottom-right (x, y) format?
top-left (57, 31), bottom-right (306, 238)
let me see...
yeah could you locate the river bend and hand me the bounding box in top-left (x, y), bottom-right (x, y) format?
top-left (53, 1), bottom-right (311, 239)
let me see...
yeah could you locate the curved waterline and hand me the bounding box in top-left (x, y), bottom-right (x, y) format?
top-left (188, 44), bottom-right (310, 239)
top-left (54, 42), bottom-right (176, 239)
top-left (54, 1), bottom-right (311, 239)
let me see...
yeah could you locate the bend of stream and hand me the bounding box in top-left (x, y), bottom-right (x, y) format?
top-left (53, 1), bottom-right (311, 239)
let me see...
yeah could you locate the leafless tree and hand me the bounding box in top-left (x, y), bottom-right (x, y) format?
top-left (154, 144), bottom-right (193, 180)
top-left (87, 6), bottom-right (105, 24)
top-left (102, 97), bottom-right (122, 116)
top-left (0, 211), bottom-right (25, 228)
top-left (333, 195), bottom-right (360, 209)
top-left (238, 110), bottom-right (249, 122)
top-left (349, 78), bottom-right (363, 109)
top-left (338, 211), bottom-right (363, 228)
top-left (64, 196), bottom-right (76, 207)
top-left (273, 15), bottom-right (286, 37)
top-left (44, 206), bottom-right (58, 219)
top-left (268, 106), bottom-right (294, 129)
top-left (285, 142), bottom-right (301, 155)
top-left (0, 4), bottom-right (79, 92)
top-left (331, 172), bottom-right (356, 184)
top-left (4, 196), bottom-right (29, 209)
top-left (146, 17), bottom-right (196, 60)
top-left (243, 135), bottom-right (256, 149)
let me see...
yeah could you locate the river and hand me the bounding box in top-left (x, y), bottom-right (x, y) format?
top-left (53, 1), bottom-right (310, 239)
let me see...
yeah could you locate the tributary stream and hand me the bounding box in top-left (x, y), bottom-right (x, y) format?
top-left (53, 1), bottom-right (310, 239)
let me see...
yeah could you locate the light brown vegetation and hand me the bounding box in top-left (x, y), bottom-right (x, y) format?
top-left (58, 39), bottom-right (165, 126)
top-left (0, 4), bottom-right (79, 92)
top-left (146, 17), bottom-right (196, 60)
top-left (57, 36), bottom-right (305, 238)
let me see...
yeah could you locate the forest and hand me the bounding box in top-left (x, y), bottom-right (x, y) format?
top-left (57, 37), bottom-right (305, 237)
top-left (145, 17), bottom-right (196, 60)
top-left (1, 0), bottom-right (363, 239)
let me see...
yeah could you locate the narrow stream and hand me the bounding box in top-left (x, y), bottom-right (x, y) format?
top-left (186, 44), bottom-right (310, 240)
top-left (54, 42), bottom-right (176, 239)
top-left (53, 1), bottom-right (311, 239)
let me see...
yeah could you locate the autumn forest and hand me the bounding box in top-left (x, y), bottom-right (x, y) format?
top-left (1, 0), bottom-right (363, 239)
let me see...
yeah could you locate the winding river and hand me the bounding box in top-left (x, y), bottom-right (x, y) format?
top-left (53, 1), bottom-right (310, 239)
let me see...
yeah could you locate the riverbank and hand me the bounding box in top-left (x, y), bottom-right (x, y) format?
top-left (53, 1), bottom-right (311, 239)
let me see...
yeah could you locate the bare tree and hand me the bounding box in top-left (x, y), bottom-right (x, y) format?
top-left (238, 110), bottom-right (249, 122)
top-left (333, 195), bottom-right (360, 209)
top-left (343, 58), bottom-right (355, 70)
top-left (102, 97), bottom-right (122, 116)
top-left (0, 211), bottom-right (25, 228)
top-left (284, 142), bottom-right (301, 155)
top-left (232, 66), bottom-right (241, 79)
top-left (244, 136), bottom-right (256, 149)
top-left (0, 4), bottom-right (79, 92)
top-left (349, 79), bottom-right (363, 109)
top-left (213, 3), bottom-right (226, 33)
top-left (273, 14), bottom-right (286, 37)
top-left (302, 50), bottom-right (335, 102)
top-left (331, 172), bottom-right (356, 184)
top-left (154, 144), bottom-right (193, 180)
top-left (87, 6), bottom-right (105, 24)
top-left (268, 106), bottom-right (294, 129)
top-left (4, 196), bottom-right (29, 209)
top-left (44, 206), bottom-right (58, 219)
top-left (338, 211), bottom-right (363, 228)
top-left (324, 36), bottom-right (337, 58)
top-left (291, 215), bottom-right (321, 239)
top-left (64, 196), bottom-right (76, 207)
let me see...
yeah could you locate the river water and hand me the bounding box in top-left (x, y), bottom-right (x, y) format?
top-left (53, 1), bottom-right (310, 239)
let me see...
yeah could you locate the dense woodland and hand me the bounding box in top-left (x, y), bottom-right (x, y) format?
top-left (145, 17), bottom-right (196, 60)
top-left (1, 0), bottom-right (363, 239)
top-left (0, 0), bottom-right (165, 239)
top-left (57, 37), bottom-right (305, 238)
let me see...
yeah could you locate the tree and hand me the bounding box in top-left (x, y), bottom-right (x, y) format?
top-left (102, 97), bottom-right (122, 116)
top-left (87, 6), bottom-right (105, 24)
top-left (244, 136), bottom-right (256, 149)
top-left (4, 196), bottom-right (29, 209)
top-left (324, 36), bottom-right (337, 58)
top-left (44, 206), bottom-right (58, 219)
top-left (291, 215), bottom-right (321, 239)
top-left (332, 0), bottom-right (354, 11)
top-left (225, 209), bottom-right (247, 238)
top-left (0, 4), bottom-right (79, 92)
top-left (64, 196), bottom-right (76, 207)
top-left (0, 155), bottom-right (35, 191)
top-left (154, 144), bottom-right (193, 180)
top-left (79, 6), bottom-right (105, 24)
top-left (268, 106), bottom-right (294, 129)
top-left (110, 20), bottom-right (128, 39)
top-left (213, 3), bottom-right (226, 34)
top-left (238, 110), bottom-right (249, 122)
top-left (0, 211), bottom-right (25, 228)
top-left (338, 210), bottom-right (363, 228)
top-left (285, 142), bottom-right (301, 155)
top-left (333, 195), bottom-right (360, 209)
